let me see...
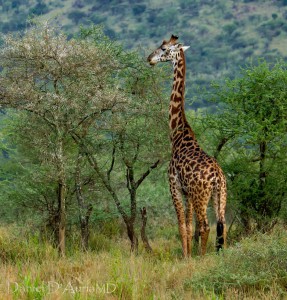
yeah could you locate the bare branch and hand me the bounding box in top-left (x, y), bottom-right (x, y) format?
top-left (140, 207), bottom-right (152, 253)
top-left (107, 144), bottom-right (116, 182)
top-left (214, 137), bottom-right (229, 159)
top-left (135, 159), bottom-right (160, 189)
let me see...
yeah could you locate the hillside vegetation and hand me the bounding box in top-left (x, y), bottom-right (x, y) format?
top-left (1, 0), bottom-right (287, 107)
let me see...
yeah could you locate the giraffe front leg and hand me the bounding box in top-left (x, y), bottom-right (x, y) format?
top-left (173, 197), bottom-right (187, 258)
top-left (169, 180), bottom-right (187, 258)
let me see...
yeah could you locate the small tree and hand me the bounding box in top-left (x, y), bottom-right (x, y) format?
top-left (0, 22), bottom-right (170, 253)
top-left (209, 60), bottom-right (287, 233)
top-left (0, 23), bottom-right (128, 255)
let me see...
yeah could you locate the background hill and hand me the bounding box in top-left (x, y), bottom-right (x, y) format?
top-left (1, 0), bottom-right (287, 108)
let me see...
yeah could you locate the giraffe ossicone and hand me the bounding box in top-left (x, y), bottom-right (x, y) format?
top-left (148, 35), bottom-right (227, 258)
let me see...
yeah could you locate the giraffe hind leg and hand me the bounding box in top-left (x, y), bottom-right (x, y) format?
top-left (185, 198), bottom-right (193, 256)
top-left (200, 219), bottom-right (210, 256)
top-left (194, 201), bottom-right (210, 256)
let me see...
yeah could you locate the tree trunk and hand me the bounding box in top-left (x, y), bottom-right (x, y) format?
top-left (75, 151), bottom-right (93, 251)
top-left (126, 166), bottom-right (139, 253)
top-left (72, 135), bottom-right (160, 255)
top-left (58, 180), bottom-right (66, 256)
top-left (49, 209), bottom-right (60, 247)
top-left (140, 207), bottom-right (152, 253)
top-left (76, 183), bottom-right (93, 251)
top-left (79, 209), bottom-right (92, 251)
top-left (76, 186), bottom-right (93, 251)
top-left (257, 140), bottom-right (268, 231)
top-left (126, 221), bottom-right (138, 253)
top-left (56, 136), bottom-right (67, 257)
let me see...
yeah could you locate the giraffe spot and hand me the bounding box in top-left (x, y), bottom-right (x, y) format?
top-left (172, 95), bottom-right (181, 102)
top-left (200, 170), bottom-right (207, 179)
top-left (171, 119), bottom-right (178, 129)
top-left (207, 173), bottom-right (215, 181)
top-left (181, 146), bottom-right (187, 153)
top-left (190, 161), bottom-right (196, 168)
top-left (171, 105), bottom-right (181, 115)
top-left (183, 135), bottom-right (194, 141)
top-left (177, 71), bottom-right (183, 79)
top-left (173, 139), bottom-right (182, 149)
top-left (197, 157), bottom-right (204, 163)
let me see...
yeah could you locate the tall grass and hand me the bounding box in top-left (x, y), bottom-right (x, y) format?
top-left (0, 225), bottom-right (286, 299)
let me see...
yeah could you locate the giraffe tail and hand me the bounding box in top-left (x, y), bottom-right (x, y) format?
top-left (213, 176), bottom-right (227, 251)
top-left (216, 221), bottom-right (225, 251)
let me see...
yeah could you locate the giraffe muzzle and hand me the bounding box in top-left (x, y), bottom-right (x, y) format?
top-left (147, 55), bottom-right (157, 66)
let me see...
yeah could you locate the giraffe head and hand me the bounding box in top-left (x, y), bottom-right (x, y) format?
top-left (147, 35), bottom-right (190, 66)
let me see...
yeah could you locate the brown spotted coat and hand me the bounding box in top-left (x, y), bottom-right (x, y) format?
top-left (148, 35), bottom-right (227, 257)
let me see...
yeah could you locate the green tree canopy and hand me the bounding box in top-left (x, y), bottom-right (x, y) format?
top-left (209, 60), bottom-right (287, 233)
top-left (0, 22), bottom-right (170, 254)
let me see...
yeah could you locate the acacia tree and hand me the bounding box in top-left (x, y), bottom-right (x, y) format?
top-left (0, 23), bottom-right (130, 255)
top-left (0, 23), bottom-right (169, 253)
top-left (209, 60), bottom-right (287, 233)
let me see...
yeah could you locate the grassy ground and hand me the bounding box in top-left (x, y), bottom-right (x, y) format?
top-left (0, 225), bottom-right (286, 299)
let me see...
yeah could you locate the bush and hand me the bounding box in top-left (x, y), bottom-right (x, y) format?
top-left (209, 60), bottom-right (287, 233)
top-left (184, 226), bottom-right (287, 297)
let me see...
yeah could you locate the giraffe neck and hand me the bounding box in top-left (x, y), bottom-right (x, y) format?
top-left (169, 49), bottom-right (195, 140)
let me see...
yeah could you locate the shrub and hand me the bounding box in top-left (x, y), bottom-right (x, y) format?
top-left (184, 226), bottom-right (287, 297)
top-left (0, 226), bottom-right (57, 263)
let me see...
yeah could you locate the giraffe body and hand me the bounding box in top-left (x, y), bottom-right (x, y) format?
top-left (148, 35), bottom-right (227, 257)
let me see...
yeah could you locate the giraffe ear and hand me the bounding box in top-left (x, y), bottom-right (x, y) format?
top-left (181, 46), bottom-right (190, 52)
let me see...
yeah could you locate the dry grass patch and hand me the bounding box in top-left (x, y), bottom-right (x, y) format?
top-left (0, 225), bottom-right (286, 299)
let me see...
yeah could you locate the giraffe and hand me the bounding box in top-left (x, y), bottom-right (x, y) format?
top-left (147, 35), bottom-right (227, 258)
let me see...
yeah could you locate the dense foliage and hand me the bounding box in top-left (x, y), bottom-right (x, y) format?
top-left (0, 18), bottom-right (286, 251)
top-left (0, 23), bottom-right (169, 254)
top-left (207, 60), bottom-right (287, 233)
top-left (1, 1), bottom-right (287, 108)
